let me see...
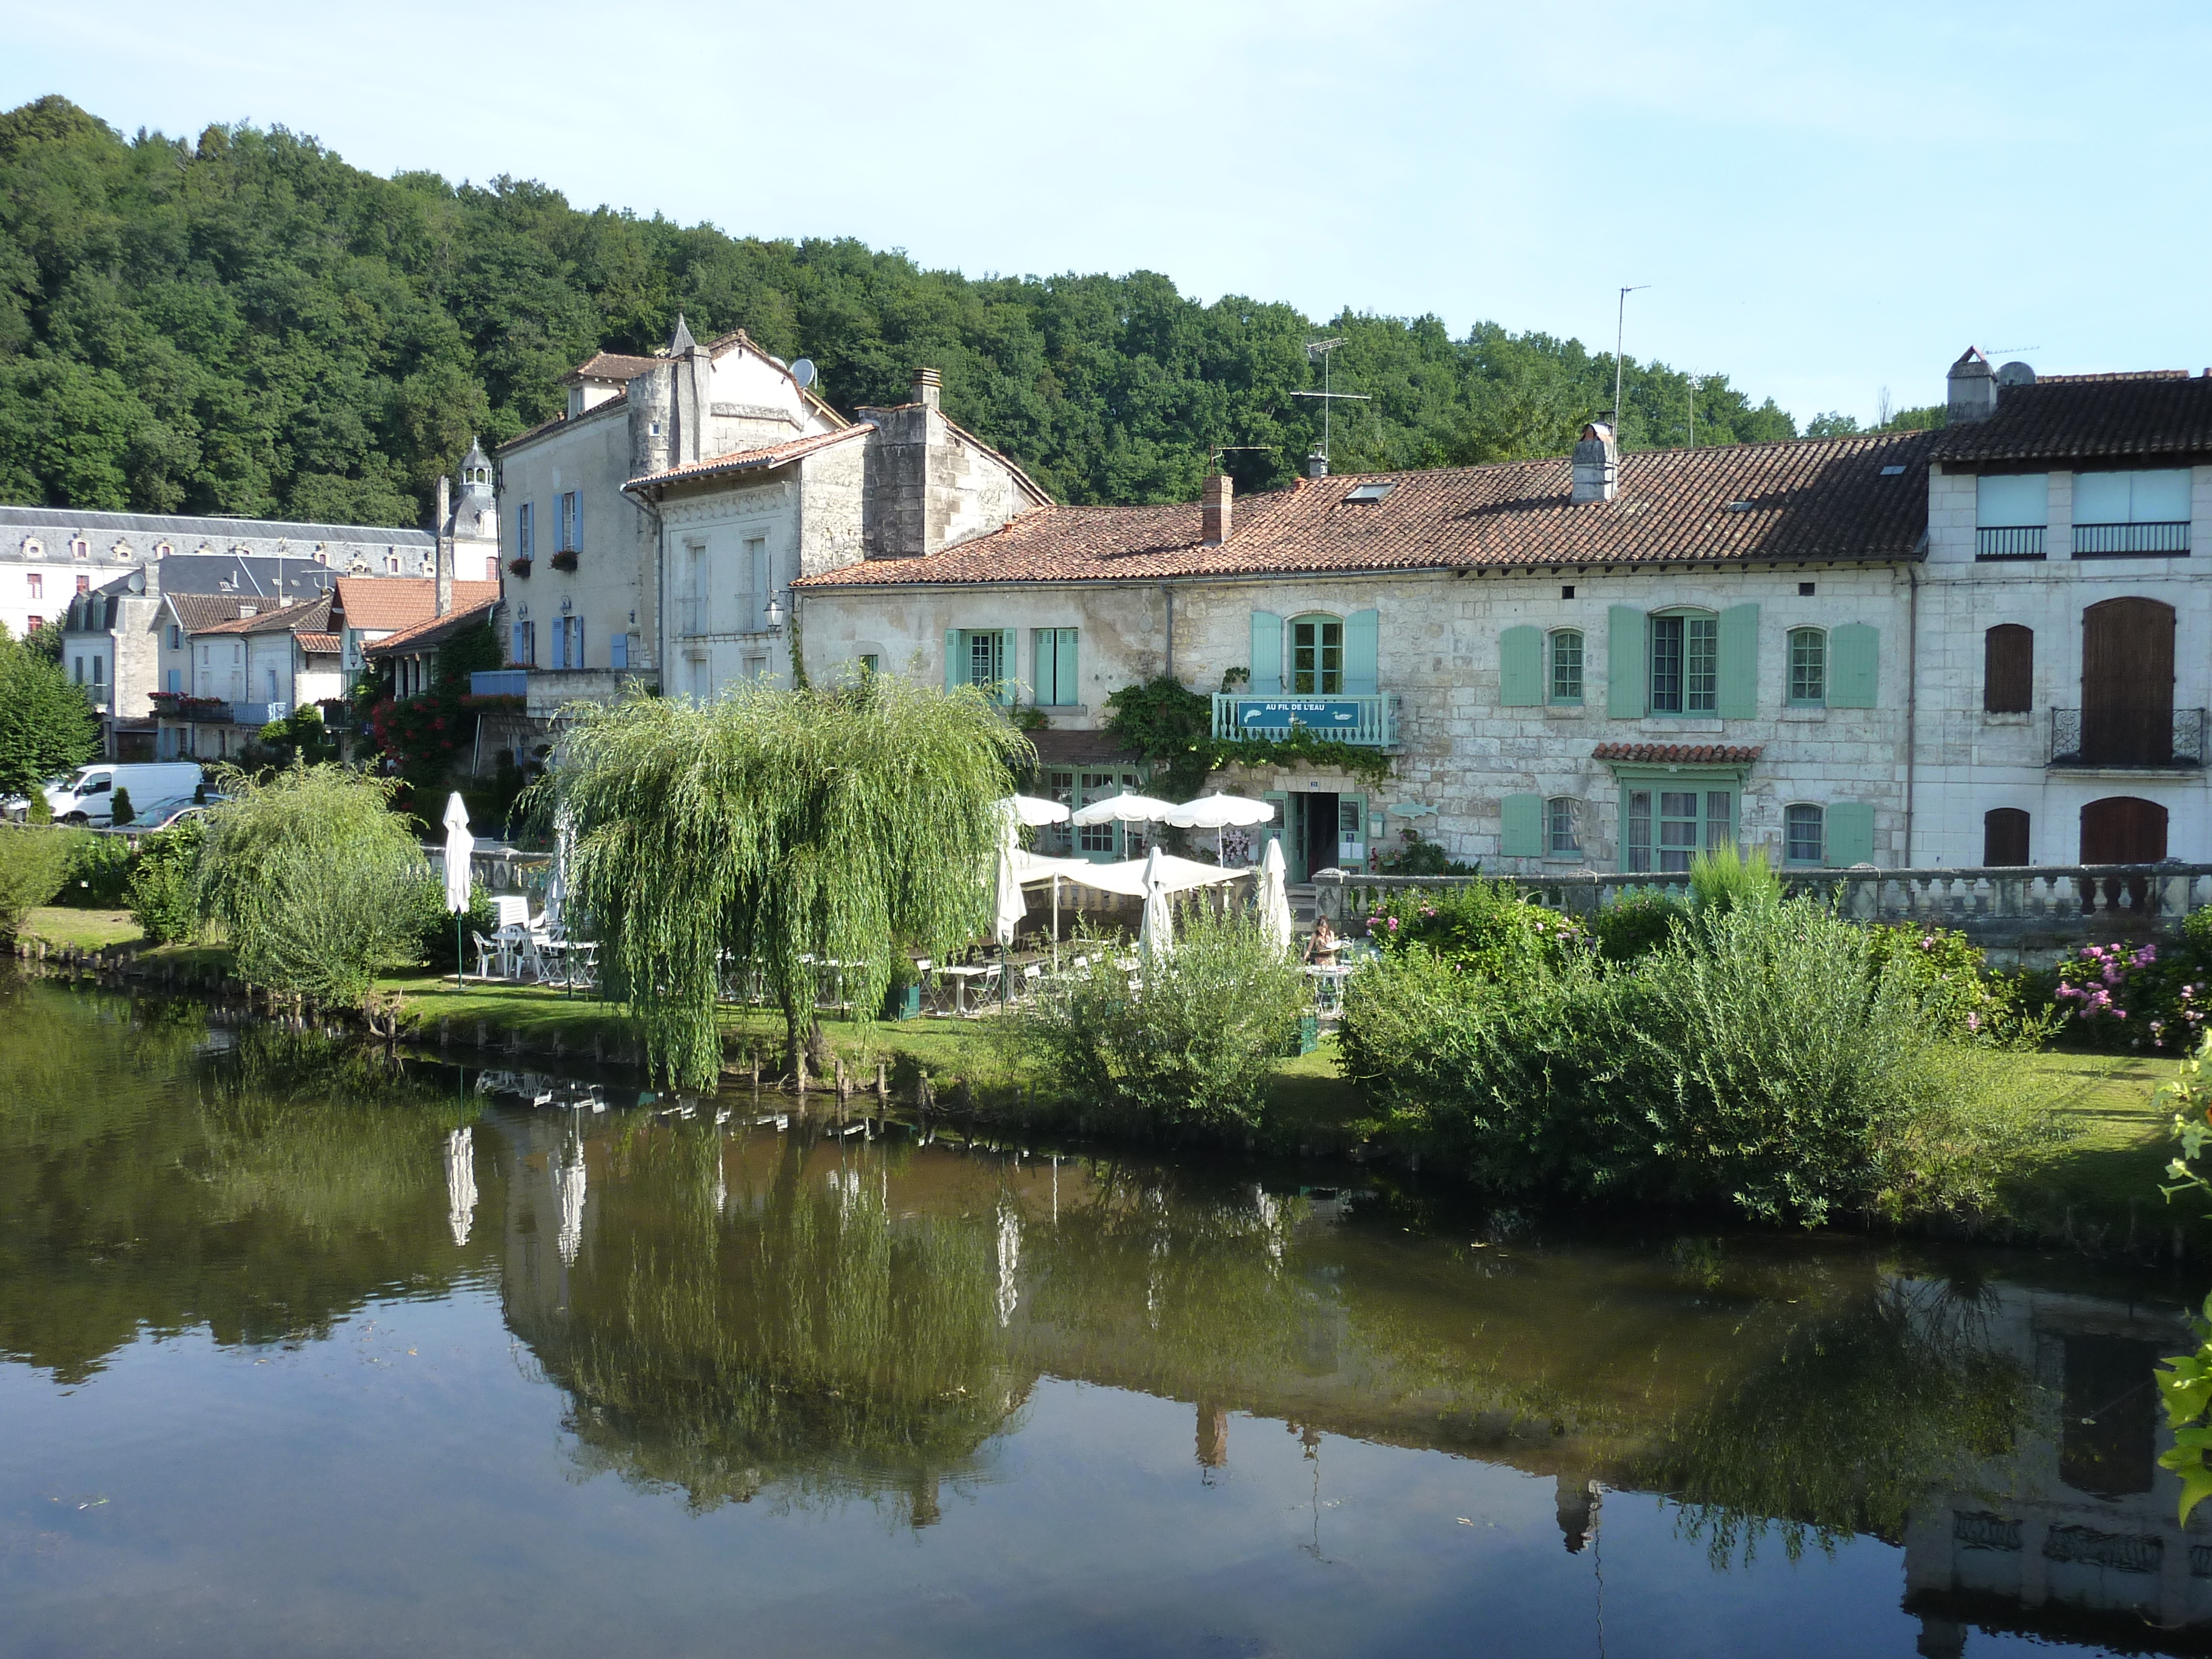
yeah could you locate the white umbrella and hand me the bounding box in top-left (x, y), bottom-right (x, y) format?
top-left (993, 809), bottom-right (1028, 948)
top-left (441, 792), bottom-right (472, 987)
top-left (1000, 793), bottom-right (1071, 826)
top-left (1165, 791), bottom-right (1276, 863)
top-left (554, 1135), bottom-right (587, 1266)
top-left (1256, 838), bottom-right (1293, 954)
top-left (1138, 845), bottom-right (1175, 960)
top-left (444, 1127), bottom-right (477, 1247)
top-left (1070, 789), bottom-right (1178, 826)
top-left (543, 804), bottom-right (574, 933)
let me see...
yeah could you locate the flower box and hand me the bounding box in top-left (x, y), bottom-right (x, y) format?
top-left (550, 549), bottom-right (579, 572)
top-left (507, 556), bottom-right (532, 577)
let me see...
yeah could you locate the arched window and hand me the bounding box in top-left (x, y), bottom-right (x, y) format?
top-left (154, 541), bottom-right (172, 558)
top-left (1983, 808), bottom-right (2029, 866)
top-left (1785, 803), bottom-right (1825, 865)
top-left (1289, 613), bottom-right (1342, 694)
top-left (1649, 608), bottom-right (1717, 712)
top-left (1548, 629), bottom-right (1583, 705)
top-left (1787, 627), bottom-right (1826, 706)
top-left (70, 538), bottom-right (88, 560)
top-left (1546, 797), bottom-right (1582, 856)
top-left (386, 554), bottom-right (401, 574)
top-left (1984, 624), bottom-right (2033, 713)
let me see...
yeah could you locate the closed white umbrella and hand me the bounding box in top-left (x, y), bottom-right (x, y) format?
top-left (1000, 793), bottom-right (1072, 826)
top-left (1256, 838), bottom-right (1294, 954)
top-left (543, 805), bottom-right (574, 934)
top-left (554, 1136), bottom-right (587, 1266)
top-left (1165, 791), bottom-right (1276, 863)
top-left (444, 1127), bottom-right (477, 1247)
top-left (993, 809), bottom-right (1028, 947)
top-left (1138, 845), bottom-right (1175, 960)
top-left (441, 792), bottom-right (472, 987)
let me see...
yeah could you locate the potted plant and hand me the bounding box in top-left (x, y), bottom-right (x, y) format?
top-left (882, 956), bottom-right (923, 1021)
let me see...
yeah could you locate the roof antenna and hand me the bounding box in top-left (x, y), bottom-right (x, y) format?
top-left (1612, 286), bottom-right (1649, 440)
top-left (1207, 443), bottom-right (1276, 474)
top-left (1293, 339), bottom-right (1370, 477)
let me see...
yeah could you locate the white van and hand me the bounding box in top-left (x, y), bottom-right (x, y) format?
top-left (42, 762), bottom-right (206, 826)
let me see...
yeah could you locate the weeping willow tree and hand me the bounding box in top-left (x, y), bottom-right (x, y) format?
top-left (540, 675), bottom-right (1027, 1089)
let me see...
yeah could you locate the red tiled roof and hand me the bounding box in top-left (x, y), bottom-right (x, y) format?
top-left (166, 594), bottom-right (256, 634)
top-left (1592, 743), bottom-right (1764, 765)
top-left (335, 577), bottom-right (500, 633)
top-left (626, 425), bottom-right (873, 491)
top-left (568, 352), bottom-right (662, 383)
top-left (1932, 370), bottom-right (2212, 466)
top-left (196, 596), bottom-right (333, 637)
top-left (295, 632), bottom-right (341, 654)
top-left (796, 431), bottom-right (1938, 588)
top-left (364, 595), bottom-right (501, 657)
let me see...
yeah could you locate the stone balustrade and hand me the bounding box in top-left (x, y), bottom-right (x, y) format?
top-left (1312, 864), bottom-right (2212, 963)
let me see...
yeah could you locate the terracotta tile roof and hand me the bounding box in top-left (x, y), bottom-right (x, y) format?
top-left (796, 431), bottom-right (1938, 589)
top-left (626, 426), bottom-right (873, 491)
top-left (1592, 743), bottom-right (1764, 765)
top-left (567, 352), bottom-right (662, 383)
top-left (364, 595), bottom-right (501, 657)
top-left (166, 593), bottom-right (256, 634)
top-left (195, 596), bottom-right (334, 637)
top-left (1932, 370), bottom-right (2212, 466)
top-left (335, 577), bottom-right (500, 634)
top-left (498, 390), bottom-right (630, 454)
top-left (294, 632), bottom-right (341, 654)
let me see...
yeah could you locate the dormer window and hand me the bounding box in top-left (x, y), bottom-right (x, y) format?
top-left (155, 541), bottom-right (172, 558)
top-left (21, 538), bottom-right (40, 558)
top-left (70, 538), bottom-right (88, 560)
top-left (567, 386), bottom-right (586, 418)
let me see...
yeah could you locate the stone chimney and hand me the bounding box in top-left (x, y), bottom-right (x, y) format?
top-left (1201, 474), bottom-right (1233, 545)
top-left (913, 367), bottom-right (942, 410)
top-left (1947, 347), bottom-right (1998, 423)
top-left (1570, 421), bottom-right (1618, 504)
top-left (434, 473), bottom-right (454, 617)
top-left (1308, 449), bottom-right (1329, 478)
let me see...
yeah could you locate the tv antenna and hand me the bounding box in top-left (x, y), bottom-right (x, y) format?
top-left (1208, 443), bottom-right (1276, 474)
top-left (1292, 338), bottom-right (1370, 475)
top-left (1612, 286), bottom-right (1649, 439)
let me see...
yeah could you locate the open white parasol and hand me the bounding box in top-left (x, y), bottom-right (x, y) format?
top-left (1070, 789), bottom-right (1178, 826)
top-left (1165, 791), bottom-right (1276, 863)
top-left (1000, 794), bottom-right (1073, 827)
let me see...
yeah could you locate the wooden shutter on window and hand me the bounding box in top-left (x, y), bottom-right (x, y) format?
top-left (1606, 606), bottom-right (1645, 718)
top-left (1717, 604), bottom-right (1759, 718)
top-left (1983, 625), bottom-right (2033, 713)
top-left (1829, 623), bottom-right (1879, 708)
top-left (1500, 793), bottom-right (1543, 857)
top-left (1826, 800), bottom-right (1875, 866)
top-left (1343, 609), bottom-right (1379, 695)
top-left (1983, 808), bottom-right (2030, 866)
top-left (1249, 611), bottom-right (1282, 693)
top-left (1498, 625), bottom-right (1542, 706)
top-left (943, 628), bottom-right (960, 692)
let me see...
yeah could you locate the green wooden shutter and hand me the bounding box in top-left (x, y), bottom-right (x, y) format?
top-left (1606, 606), bottom-right (1646, 718)
top-left (1001, 628), bottom-right (1019, 702)
top-left (1498, 625), bottom-right (1542, 706)
top-left (1500, 793), bottom-right (1543, 857)
top-left (1030, 628), bottom-right (1047, 704)
top-left (944, 628), bottom-right (961, 692)
top-left (1062, 629), bottom-right (1079, 706)
top-left (1826, 800), bottom-right (1875, 865)
top-left (1829, 623), bottom-right (1879, 708)
top-left (1250, 611), bottom-right (1282, 692)
top-left (1344, 608), bottom-right (1379, 694)
top-left (1717, 603), bottom-right (1759, 719)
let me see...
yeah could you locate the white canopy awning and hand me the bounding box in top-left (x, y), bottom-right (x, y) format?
top-left (1011, 849), bottom-right (1250, 899)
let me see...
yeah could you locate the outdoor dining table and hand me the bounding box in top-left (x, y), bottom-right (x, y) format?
top-left (537, 937), bottom-right (599, 993)
top-left (1303, 963), bottom-right (1355, 1017)
top-left (934, 962), bottom-right (1001, 1016)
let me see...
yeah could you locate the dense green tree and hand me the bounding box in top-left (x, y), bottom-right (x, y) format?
top-left (0, 95), bottom-right (1800, 523)
top-left (0, 625), bottom-right (98, 797)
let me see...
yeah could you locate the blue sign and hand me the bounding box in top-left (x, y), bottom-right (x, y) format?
top-left (1235, 698), bottom-right (1363, 732)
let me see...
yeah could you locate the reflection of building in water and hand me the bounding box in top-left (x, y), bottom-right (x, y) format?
top-left (1898, 1279), bottom-right (2212, 1651)
top-left (444, 1127), bottom-right (476, 1247)
top-left (1556, 1473), bottom-right (1602, 1553)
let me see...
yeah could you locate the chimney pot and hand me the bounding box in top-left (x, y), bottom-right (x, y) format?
top-left (913, 367), bottom-right (942, 411)
top-left (1946, 347), bottom-right (1998, 424)
top-left (1307, 449), bottom-right (1329, 479)
top-left (1570, 422), bottom-right (1618, 505)
top-left (1201, 475), bottom-right (1233, 545)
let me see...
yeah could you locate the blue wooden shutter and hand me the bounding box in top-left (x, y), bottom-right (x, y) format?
top-left (1829, 623), bottom-right (1879, 708)
top-left (1498, 625), bottom-right (1542, 706)
top-left (1249, 611), bottom-right (1282, 692)
top-left (1002, 629), bottom-right (1019, 702)
top-left (1344, 608), bottom-right (1379, 694)
top-left (1606, 606), bottom-right (1646, 718)
top-left (943, 629), bottom-right (960, 691)
top-left (1826, 800), bottom-right (1875, 865)
top-left (1063, 629), bottom-right (1079, 706)
top-left (1500, 793), bottom-right (1543, 857)
top-left (1717, 603), bottom-right (1758, 718)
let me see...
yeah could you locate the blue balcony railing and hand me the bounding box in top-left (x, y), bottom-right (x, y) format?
top-left (470, 669), bottom-right (529, 697)
top-left (1212, 692), bottom-right (1398, 748)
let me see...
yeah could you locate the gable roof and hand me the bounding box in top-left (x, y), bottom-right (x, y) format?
top-left (164, 593), bottom-right (258, 634)
top-left (498, 389), bottom-right (629, 454)
top-left (195, 595), bottom-right (334, 637)
top-left (566, 352), bottom-right (662, 385)
top-left (625, 425), bottom-right (874, 492)
top-left (363, 594), bottom-right (500, 657)
top-left (1931, 370), bottom-right (2212, 467)
top-left (796, 429), bottom-right (1939, 589)
top-left (295, 632), bottom-right (341, 654)
top-left (333, 576), bottom-right (500, 634)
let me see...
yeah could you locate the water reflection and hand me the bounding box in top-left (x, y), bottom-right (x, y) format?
top-left (6, 972), bottom-right (2212, 1654)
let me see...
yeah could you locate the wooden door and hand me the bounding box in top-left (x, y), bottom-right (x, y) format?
top-left (1982, 808), bottom-right (2030, 866)
top-left (2081, 598), bottom-right (2174, 764)
top-left (2080, 796), bottom-right (2167, 863)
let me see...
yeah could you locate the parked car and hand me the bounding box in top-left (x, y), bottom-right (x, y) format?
top-left (35, 762), bottom-right (205, 827)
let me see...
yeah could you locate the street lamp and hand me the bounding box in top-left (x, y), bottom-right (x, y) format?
top-left (763, 594), bottom-right (786, 632)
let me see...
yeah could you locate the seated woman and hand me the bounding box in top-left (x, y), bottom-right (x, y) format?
top-left (1305, 917), bottom-right (1344, 965)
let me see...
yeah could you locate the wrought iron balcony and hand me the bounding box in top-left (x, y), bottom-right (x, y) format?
top-left (2049, 706), bottom-right (2206, 768)
top-left (1976, 525), bottom-right (2045, 558)
top-left (2071, 521), bottom-right (2190, 556)
top-left (1212, 692), bottom-right (1398, 748)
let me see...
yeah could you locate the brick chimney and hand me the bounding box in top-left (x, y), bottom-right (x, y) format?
top-left (1201, 474), bottom-right (1233, 545)
top-left (913, 367), bottom-right (942, 410)
top-left (1947, 347), bottom-right (1997, 424)
top-left (1570, 421), bottom-right (1618, 504)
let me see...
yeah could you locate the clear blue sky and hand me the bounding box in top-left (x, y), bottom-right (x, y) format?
top-left (5, 0), bottom-right (2207, 428)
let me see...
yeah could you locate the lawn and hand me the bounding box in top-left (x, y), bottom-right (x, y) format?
top-left (2002, 1048), bottom-right (2184, 1248)
top-left (19, 907), bottom-right (146, 951)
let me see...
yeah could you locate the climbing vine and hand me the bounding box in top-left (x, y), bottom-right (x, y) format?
top-left (1102, 676), bottom-right (1393, 799)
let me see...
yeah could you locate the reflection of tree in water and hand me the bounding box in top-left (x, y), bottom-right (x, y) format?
top-left (1638, 1275), bottom-right (2030, 1564)
top-left (515, 1127), bottom-right (1018, 1526)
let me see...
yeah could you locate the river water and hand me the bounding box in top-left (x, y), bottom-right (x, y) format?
top-left (3, 973), bottom-right (2209, 1658)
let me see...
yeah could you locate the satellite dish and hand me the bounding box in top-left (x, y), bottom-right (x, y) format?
top-left (1997, 361), bottom-right (2036, 387)
top-left (789, 358), bottom-right (817, 390)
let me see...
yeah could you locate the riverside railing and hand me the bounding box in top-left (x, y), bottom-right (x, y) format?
top-left (1313, 863), bottom-right (2212, 954)
top-left (424, 843), bottom-right (553, 899)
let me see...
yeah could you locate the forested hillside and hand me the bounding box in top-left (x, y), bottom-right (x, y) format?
top-left (2, 95), bottom-right (1840, 528)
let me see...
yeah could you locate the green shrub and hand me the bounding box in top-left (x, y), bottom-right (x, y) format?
top-left (1590, 887), bottom-right (1685, 963)
top-left (1361, 879), bottom-right (1584, 977)
top-left (128, 819), bottom-right (204, 944)
top-left (408, 876), bottom-right (496, 970)
top-left (0, 825), bottom-right (75, 937)
top-left (56, 831), bottom-right (134, 908)
top-left (1865, 923), bottom-right (2054, 1047)
top-left (1019, 907), bottom-right (1308, 1132)
top-left (109, 786), bottom-right (135, 826)
top-left (1687, 843), bottom-right (1781, 917)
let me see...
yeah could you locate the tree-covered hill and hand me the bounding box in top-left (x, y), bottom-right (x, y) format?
top-left (2, 95), bottom-right (1829, 528)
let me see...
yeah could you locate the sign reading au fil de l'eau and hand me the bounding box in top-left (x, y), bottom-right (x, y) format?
top-left (1233, 699), bottom-right (1364, 732)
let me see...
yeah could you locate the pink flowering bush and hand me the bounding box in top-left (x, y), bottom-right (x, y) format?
top-left (1865, 923), bottom-right (2053, 1047)
top-left (1360, 880), bottom-right (1584, 980)
top-left (2049, 936), bottom-right (2210, 1052)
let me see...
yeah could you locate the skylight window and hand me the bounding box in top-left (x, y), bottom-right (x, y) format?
top-left (1880, 464), bottom-right (1906, 476)
top-left (1343, 481), bottom-right (1394, 503)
